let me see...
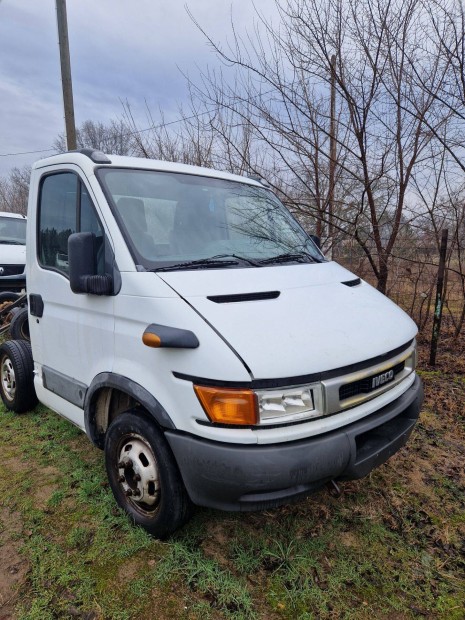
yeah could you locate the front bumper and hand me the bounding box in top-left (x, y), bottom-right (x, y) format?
top-left (0, 273), bottom-right (26, 291)
top-left (166, 375), bottom-right (423, 511)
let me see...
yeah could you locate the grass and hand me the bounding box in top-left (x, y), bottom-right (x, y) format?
top-left (0, 335), bottom-right (464, 619)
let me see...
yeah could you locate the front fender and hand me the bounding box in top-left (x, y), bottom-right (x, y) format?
top-left (84, 372), bottom-right (175, 447)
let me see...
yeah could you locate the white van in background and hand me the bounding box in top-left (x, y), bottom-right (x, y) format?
top-left (0, 212), bottom-right (26, 291)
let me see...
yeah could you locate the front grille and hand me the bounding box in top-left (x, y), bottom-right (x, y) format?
top-left (0, 264), bottom-right (24, 277)
top-left (339, 361), bottom-right (405, 401)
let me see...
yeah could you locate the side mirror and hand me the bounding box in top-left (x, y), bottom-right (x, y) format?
top-left (310, 234), bottom-right (321, 249)
top-left (68, 232), bottom-right (112, 295)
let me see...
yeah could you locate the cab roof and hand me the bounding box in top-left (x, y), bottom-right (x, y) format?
top-left (32, 150), bottom-right (264, 188)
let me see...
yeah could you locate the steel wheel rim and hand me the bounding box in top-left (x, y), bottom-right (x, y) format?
top-left (1, 356), bottom-right (16, 402)
top-left (116, 433), bottom-right (160, 515)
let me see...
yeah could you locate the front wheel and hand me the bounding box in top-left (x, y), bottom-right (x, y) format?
top-left (104, 410), bottom-right (192, 538)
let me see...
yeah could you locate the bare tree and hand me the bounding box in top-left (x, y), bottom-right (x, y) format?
top-left (407, 0), bottom-right (465, 173)
top-left (186, 0), bottom-right (452, 292)
top-left (0, 166), bottom-right (30, 215)
top-left (54, 119), bottom-right (134, 155)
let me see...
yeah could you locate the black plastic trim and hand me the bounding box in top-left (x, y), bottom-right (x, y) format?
top-left (144, 323), bottom-right (199, 348)
top-left (0, 273), bottom-right (26, 291)
top-left (84, 372), bottom-right (176, 448)
top-left (42, 365), bottom-right (87, 408)
top-left (207, 291), bottom-right (280, 304)
top-left (173, 339), bottom-right (414, 389)
top-left (341, 278), bottom-right (361, 287)
top-left (29, 293), bottom-right (44, 317)
top-left (75, 148), bottom-right (111, 164)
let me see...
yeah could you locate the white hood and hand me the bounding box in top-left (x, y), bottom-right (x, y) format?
top-left (158, 261), bottom-right (417, 379)
top-left (0, 244), bottom-right (26, 267)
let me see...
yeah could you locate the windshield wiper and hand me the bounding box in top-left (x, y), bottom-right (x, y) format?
top-left (153, 256), bottom-right (240, 272)
top-left (258, 252), bottom-right (322, 266)
top-left (209, 253), bottom-right (261, 266)
top-left (0, 240), bottom-right (24, 245)
top-left (152, 253), bottom-right (262, 272)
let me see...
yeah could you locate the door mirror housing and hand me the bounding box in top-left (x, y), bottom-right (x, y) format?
top-left (310, 234), bottom-right (321, 250)
top-left (68, 232), bottom-right (112, 295)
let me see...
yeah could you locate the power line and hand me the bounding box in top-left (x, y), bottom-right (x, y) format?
top-left (0, 147), bottom-right (57, 158)
top-left (0, 87), bottom-right (278, 158)
top-left (0, 109), bottom-right (215, 158)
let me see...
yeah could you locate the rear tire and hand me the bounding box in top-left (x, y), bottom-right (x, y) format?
top-left (9, 307), bottom-right (30, 342)
top-left (0, 340), bottom-right (37, 413)
top-left (105, 410), bottom-right (193, 538)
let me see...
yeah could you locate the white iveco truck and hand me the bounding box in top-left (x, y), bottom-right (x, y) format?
top-left (0, 150), bottom-right (423, 537)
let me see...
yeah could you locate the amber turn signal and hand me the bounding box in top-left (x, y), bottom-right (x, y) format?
top-left (194, 385), bottom-right (258, 425)
top-left (142, 332), bottom-right (162, 348)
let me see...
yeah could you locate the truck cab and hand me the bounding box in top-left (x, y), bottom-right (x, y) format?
top-left (0, 149), bottom-right (423, 537)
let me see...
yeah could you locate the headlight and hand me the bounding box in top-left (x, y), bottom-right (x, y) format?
top-left (255, 383), bottom-right (324, 425)
top-left (194, 383), bottom-right (324, 426)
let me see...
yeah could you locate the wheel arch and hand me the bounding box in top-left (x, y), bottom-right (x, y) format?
top-left (84, 372), bottom-right (175, 449)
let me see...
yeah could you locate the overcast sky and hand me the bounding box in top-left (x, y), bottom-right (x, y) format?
top-left (0, 0), bottom-right (278, 176)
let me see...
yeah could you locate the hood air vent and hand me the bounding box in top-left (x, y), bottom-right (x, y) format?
top-left (341, 278), bottom-right (361, 287)
top-left (208, 291), bottom-right (280, 304)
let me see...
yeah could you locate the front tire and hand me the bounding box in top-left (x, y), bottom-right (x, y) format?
top-left (105, 410), bottom-right (192, 538)
top-left (0, 340), bottom-right (38, 412)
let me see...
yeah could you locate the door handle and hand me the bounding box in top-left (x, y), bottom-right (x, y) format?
top-left (29, 294), bottom-right (44, 318)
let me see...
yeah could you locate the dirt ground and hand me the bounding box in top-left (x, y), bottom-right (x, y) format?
top-left (0, 509), bottom-right (28, 620)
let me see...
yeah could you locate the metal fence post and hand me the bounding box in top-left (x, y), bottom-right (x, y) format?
top-left (429, 229), bottom-right (449, 366)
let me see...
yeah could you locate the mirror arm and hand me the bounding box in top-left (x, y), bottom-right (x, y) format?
top-left (81, 274), bottom-right (113, 295)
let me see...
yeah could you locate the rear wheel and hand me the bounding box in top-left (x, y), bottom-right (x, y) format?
top-left (105, 410), bottom-right (192, 538)
top-left (9, 307), bottom-right (30, 342)
top-left (0, 340), bottom-right (37, 412)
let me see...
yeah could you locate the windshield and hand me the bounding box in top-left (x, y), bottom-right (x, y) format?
top-left (97, 168), bottom-right (324, 270)
top-left (0, 216), bottom-right (26, 245)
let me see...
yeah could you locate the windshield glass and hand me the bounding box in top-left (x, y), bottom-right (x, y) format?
top-left (0, 216), bottom-right (26, 245)
top-left (97, 168), bottom-right (324, 270)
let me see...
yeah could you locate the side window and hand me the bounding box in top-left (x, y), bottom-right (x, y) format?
top-left (38, 173), bottom-right (77, 274)
top-left (39, 173), bottom-right (105, 276)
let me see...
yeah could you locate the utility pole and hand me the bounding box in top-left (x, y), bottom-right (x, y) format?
top-left (56, 0), bottom-right (77, 150)
top-left (328, 54), bottom-right (337, 259)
